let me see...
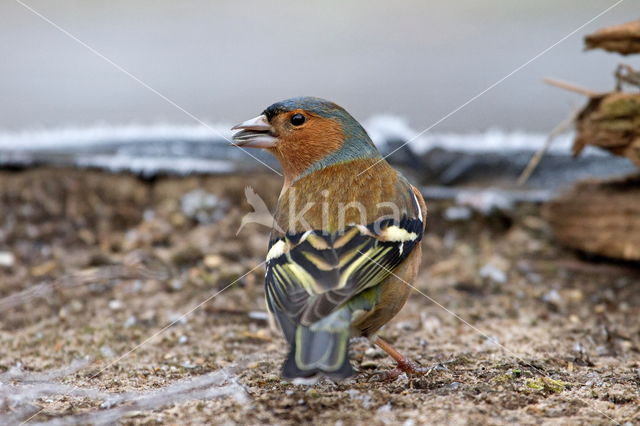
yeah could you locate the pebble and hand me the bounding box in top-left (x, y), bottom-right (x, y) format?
top-left (444, 206), bottom-right (473, 221)
top-left (484, 335), bottom-right (500, 347)
top-left (0, 251), bottom-right (15, 267)
top-left (421, 314), bottom-right (442, 335)
top-left (542, 289), bottom-right (562, 305)
top-left (143, 209), bottom-right (156, 221)
top-left (306, 388), bottom-right (320, 398)
top-left (31, 260), bottom-right (57, 277)
top-left (180, 189), bottom-right (230, 224)
top-left (69, 299), bottom-right (84, 313)
top-left (248, 311), bottom-right (269, 321)
top-left (479, 263), bottom-right (507, 283)
top-left (167, 313), bottom-right (188, 325)
top-left (169, 278), bottom-right (184, 291)
top-left (377, 403), bottom-right (392, 413)
top-left (395, 320), bottom-right (418, 331)
top-left (100, 345), bottom-right (115, 358)
top-left (109, 299), bottom-right (124, 311)
top-left (365, 347), bottom-right (384, 358)
top-left (124, 315), bottom-right (137, 328)
top-left (204, 254), bottom-right (224, 269)
top-left (360, 360), bottom-right (379, 369)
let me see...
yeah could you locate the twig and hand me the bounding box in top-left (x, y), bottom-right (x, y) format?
top-left (543, 78), bottom-right (602, 97)
top-left (615, 64), bottom-right (640, 91)
top-left (517, 108), bottom-right (579, 185)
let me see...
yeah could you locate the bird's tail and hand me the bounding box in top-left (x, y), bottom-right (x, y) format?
top-left (282, 310), bottom-right (354, 379)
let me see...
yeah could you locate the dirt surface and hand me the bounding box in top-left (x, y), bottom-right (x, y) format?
top-left (0, 168), bottom-right (639, 425)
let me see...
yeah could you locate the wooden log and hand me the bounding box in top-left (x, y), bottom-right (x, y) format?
top-left (543, 174), bottom-right (640, 261)
top-left (572, 92), bottom-right (640, 167)
top-left (585, 20), bottom-right (640, 55)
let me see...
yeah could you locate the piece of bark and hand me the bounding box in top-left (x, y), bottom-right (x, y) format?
top-left (543, 174), bottom-right (640, 261)
top-left (572, 92), bottom-right (640, 167)
top-left (585, 20), bottom-right (640, 55)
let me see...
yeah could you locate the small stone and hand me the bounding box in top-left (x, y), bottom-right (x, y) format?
top-left (306, 388), bottom-right (320, 398)
top-left (479, 263), bottom-right (507, 283)
top-left (377, 403), bottom-right (392, 413)
top-left (178, 335), bottom-right (188, 344)
top-left (365, 347), bottom-right (385, 359)
top-left (565, 289), bottom-right (584, 302)
top-left (170, 246), bottom-right (203, 266)
top-left (31, 260), bottom-right (57, 277)
top-left (167, 313), bottom-right (188, 325)
top-left (69, 299), bottom-right (84, 313)
top-left (0, 251), bottom-right (16, 267)
top-left (204, 254), bottom-right (224, 269)
top-left (169, 278), bottom-right (184, 291)
top-left (78, 229), bottom-right (95, 245)
top-left (396, 320), bottom-right (418, 331)
top-left (140, 309), bottom-right (157, 323)
top-left (248, 311), bottom-right (269, 321)
top-left (109, 299), bottom-right (124, 311)
top-left (444, 206), bottom-right (472, 221)
top-left (100, 346), bottom-right (115, 358)
top-left (484, 335), bottom-right (500, 347)
top-left (170, 212), bottom-right (188, 227)
top-left (143, 209), bottom-right (156, 221)
top-left (180, 189), bottom-right (230, 224)
top-left (542, 289), bottom-right (562, 305)
top-left (360, 360), bottom-right (379, 369)
top-left (124, 315), bottom-right (137, 328)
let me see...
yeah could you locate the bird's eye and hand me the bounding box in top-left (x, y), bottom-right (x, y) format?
top-left (290, 113), bottom-right (306, 126)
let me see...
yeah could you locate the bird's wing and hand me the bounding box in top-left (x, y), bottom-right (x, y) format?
top-left (265, 180), bottom-right (425, 330)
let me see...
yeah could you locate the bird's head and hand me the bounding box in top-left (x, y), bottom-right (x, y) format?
top-left (232, 97), bottom-right (380, 183)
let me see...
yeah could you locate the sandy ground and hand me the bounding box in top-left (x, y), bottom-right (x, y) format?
top-left (0, 168), bottom-right (638, 425)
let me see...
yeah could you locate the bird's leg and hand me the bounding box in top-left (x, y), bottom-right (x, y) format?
top-left (369, 337), bottom-right (431, 381)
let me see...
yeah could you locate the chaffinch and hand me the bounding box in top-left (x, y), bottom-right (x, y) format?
top-left (232, 97), bottom-right (427, 380)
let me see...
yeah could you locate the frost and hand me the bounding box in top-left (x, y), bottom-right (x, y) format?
top-left (0, 362), bottom-right (248, 425)
top-left (0, 259), bottom-right (170, 314)
top-left (0, 121), bottom-right (613, 179)
top-left (364, 115), bottom-right (580, 154)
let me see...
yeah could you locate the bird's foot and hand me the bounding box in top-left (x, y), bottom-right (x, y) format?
top-left (368, 359), bottom-right (433, 382)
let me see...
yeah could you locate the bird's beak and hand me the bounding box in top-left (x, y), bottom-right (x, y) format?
top-left (231, 114), bottom-right (277, 148)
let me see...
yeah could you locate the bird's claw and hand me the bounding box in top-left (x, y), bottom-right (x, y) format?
top-left (368, 368), bottom-right (404, 382)
top-left (367, 360), bottom-right (436, 382)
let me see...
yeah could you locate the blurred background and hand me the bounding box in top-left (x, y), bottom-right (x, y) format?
top-left (0, 0), bottom-right (635, 132)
